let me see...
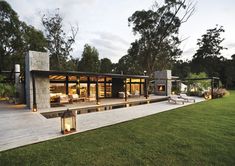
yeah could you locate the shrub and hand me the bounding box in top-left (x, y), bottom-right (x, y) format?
top-left (203, 88), bottom-right (229, 99)
top-left (214, 88), bottom-right (229, 98)
top-left (0, 75), bottom-right (16, 101)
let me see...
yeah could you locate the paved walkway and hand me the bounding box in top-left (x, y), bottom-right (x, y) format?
top-left (0, 98), bottom-right (204, 152)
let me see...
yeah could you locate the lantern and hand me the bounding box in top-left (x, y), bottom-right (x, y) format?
top-left (32, 104), bottom-right (37, 112)
top-left (61, 109), bottom-right (76, 134)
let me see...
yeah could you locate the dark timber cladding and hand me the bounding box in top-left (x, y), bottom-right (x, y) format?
top-left (31, 70), bottom-right (149, 79)
top-left (31, 70), bottom-right (149, 104)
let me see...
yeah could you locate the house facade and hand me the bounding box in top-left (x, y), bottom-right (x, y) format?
top-left (25, 51), bottom-right (149, 111)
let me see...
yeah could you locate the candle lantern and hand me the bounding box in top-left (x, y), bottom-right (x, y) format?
top-left (61, 109), bottom-right (76, 134)
top-left (32, 104), bottom-right (37, 112)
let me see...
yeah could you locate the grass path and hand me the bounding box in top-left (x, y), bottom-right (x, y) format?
top-left (0, 92), bottom-right (235, 165)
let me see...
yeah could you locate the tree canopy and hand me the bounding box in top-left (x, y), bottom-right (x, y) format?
top-left (42, 9), bottom-right (78, 70)
top-left (100, 58), bottom-right (113, 73)
top-left (78, 44), bottom-right (100, 72)
top-left (191, 25), bottom-right (227, 78)
top-left (173, 25), bottom-right (235, 88)
top-left (193, 25), bottom-right (226, 59)
top-left (125, 0), bottom-right (195, 76)
top-left (0, 1), bottom-right (47, 71)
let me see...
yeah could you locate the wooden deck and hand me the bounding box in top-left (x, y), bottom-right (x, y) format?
top-left (0, 97), bottom-right (205, 152)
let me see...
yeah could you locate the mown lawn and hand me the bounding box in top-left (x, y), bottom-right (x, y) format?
top-left (0, 92), bottom-right (235, 166)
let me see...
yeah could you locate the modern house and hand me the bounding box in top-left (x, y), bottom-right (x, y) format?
top-left (25, 51), bottom-right (149, 111)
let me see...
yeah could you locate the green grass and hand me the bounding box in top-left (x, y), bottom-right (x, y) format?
top-left (1, 92), bottom-right (235, 166)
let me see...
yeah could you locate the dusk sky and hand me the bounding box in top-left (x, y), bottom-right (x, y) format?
top-left (7, 0), bottom-right (235, 63)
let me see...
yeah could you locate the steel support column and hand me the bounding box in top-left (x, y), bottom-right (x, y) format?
top-left (32, 73), bottom-right (37, 112)
top-left (96, 77), bottom-right (99, 104)
top-left (211, 78), bottom-right (214, 99)
top-left (125, 79), bottom-right (127, 102)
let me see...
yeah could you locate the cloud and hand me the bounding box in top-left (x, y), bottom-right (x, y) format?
top-left (226, 42), bottom-right (235, 48)
top-left (87, 31), bottom-right (130, 62)
top-left (96, 48), bottom-right (124, 63)
top-left (8, 0), bottom-right (235, 62)
top-left (71, 31), bottom-right (129, 63)
top-left (183, 48), bottom-right (195, 55)
top-left (91, 38), bottom-right (119, 50)
top-left (97, 32), bottom-right (130, 46)
top-left (180, 47), bottom-right (196, 61)
top-left (90, 37), bottom-right (128, 63)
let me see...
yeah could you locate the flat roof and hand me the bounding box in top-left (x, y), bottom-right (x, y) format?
top-left (31, 70), bottom-right (149, 79)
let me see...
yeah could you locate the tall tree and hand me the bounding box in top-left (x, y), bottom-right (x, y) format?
top-left (21, 23), bottom-right (47, 52)
top-left (100, 58), bottom-right (113, 73)
top-left (191, 25), bottom-right (227, 76)
top-left (65, 57), bottom-right (79, 71)
top-left (42, 9), bottom-right (78, 70)
top-left (223, 54), bottom-right (235, 88)
top-left (0, 1), bottom-right (23, 71)
top-left (193, 25), bottom-right (226, 59)
top-left (115, 42), bottom-right (144, 75)
top-left (0, 1), bottom-right (47, 71)
top-left (78, 44), bottom-right (100, 72)
top-left (127, 0), bottom-right (195, 76)
top-left (115, 55), bottom-right (138, 75)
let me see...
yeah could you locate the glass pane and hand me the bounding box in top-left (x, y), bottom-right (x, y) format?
top-left (64, 117), bottom-right (73, 131)
top-left (106, 77), bottom-right (112, 82)
top-left (127, 84), bottom-right (131, 93)
top-left (50, 83), bottom-right (66, 103)
top-left (131, 84), bottom-right (140, 95)
top-left (90, 83), bottom-right (96, 98)
top-left (98, 83), bottom-right (105, 98)
top-left (50, 83), bottom-right (66, 94)
top-left (131, 78), bottom-right (141, 83)
top-left (80, 83), bottom-right (87, 98)
top-left (106, 83), bottom-right (112, 97)
top-left (68, 83), bottom-right (77, 94)
top-left (126, 78), bottom-right (130, 83)
top-left (140, 84), bottom-right (144, 95)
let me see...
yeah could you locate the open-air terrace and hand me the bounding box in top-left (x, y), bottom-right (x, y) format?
top-left (0, 96), bottom-right (204, 152)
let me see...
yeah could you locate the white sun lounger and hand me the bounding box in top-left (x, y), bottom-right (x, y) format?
top-left (180, 94), bottom-right (195, 103)
top-left (168, 95), bottom-right (185, 104)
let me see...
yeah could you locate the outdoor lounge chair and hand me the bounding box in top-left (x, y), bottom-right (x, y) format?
top-left (118, 92), bottom-right (125, 98)
top-left (168, 95), bottom-right (185, 104)
top-left (127, 91), bottom-right (132, 97)
top-left (69, 94), bottom-right (80, 102)
top-left (118, 91), bottom-right (132, 98)
top-left (179, 93), bottom-right (195, 103)
top-left (59, 94), bottom-right (70, 104)
top-left (133, 90), bottom-right (140, 97)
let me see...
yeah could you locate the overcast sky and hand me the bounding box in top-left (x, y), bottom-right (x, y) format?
top-left (7, 0), bottom-right (235, 63)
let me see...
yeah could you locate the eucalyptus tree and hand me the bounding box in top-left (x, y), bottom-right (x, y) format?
top-left (191, 25), bottom-right (227, 77)
top-left (127, 0), bottom-right (195, 76)
top-left (42, 9), bottom-right (78, 70)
